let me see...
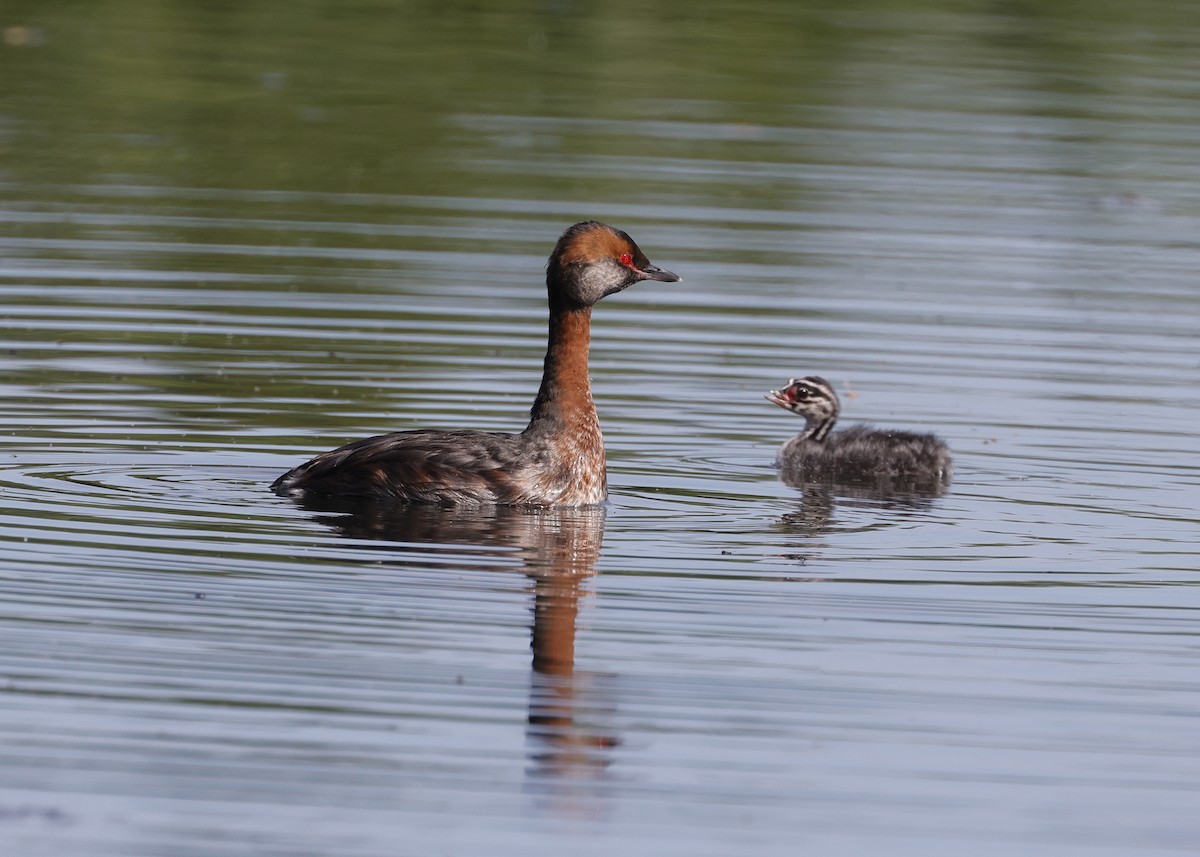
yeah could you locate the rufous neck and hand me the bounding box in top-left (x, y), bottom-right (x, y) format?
top-left (527, 302), bottom-right (597, 432)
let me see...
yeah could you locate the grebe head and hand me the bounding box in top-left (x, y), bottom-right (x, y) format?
top-left (765, 375), bottom-right (840, 441)
top-left (547, 221), bottom-right (681, 307)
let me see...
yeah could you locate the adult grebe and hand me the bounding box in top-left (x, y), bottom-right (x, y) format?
top-left (272, 221), bottom-right (680, 505)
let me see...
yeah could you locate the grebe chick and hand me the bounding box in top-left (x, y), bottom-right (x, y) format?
top-left (765, 376), bottom-right (951, 483)
top-left (272, 221), bottom-right (680, 506)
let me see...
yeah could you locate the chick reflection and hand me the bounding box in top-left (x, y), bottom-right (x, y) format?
top-left (289, 494), bottom-right (616, 798)
top-left (775, 473), bottom-right (947, 563)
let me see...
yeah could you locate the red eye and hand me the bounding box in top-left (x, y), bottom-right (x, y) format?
top-left (619, 252), bottom-right (633, 266)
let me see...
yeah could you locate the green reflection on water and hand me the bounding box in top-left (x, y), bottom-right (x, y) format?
top-left (0, 0), bottom-right (850, 196)
top-left (4, 0), bottom-right (1187, 196)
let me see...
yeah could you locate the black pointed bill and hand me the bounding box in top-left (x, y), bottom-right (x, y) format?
top-left (636, 262), bottom-right (682, 283)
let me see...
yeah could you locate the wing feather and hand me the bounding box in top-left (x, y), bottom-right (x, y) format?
top-left (272, 430), bottom-right (532, 504)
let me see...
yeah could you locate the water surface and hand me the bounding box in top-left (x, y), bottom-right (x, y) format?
top-left (2, 2), bottom-right (1200, 855)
